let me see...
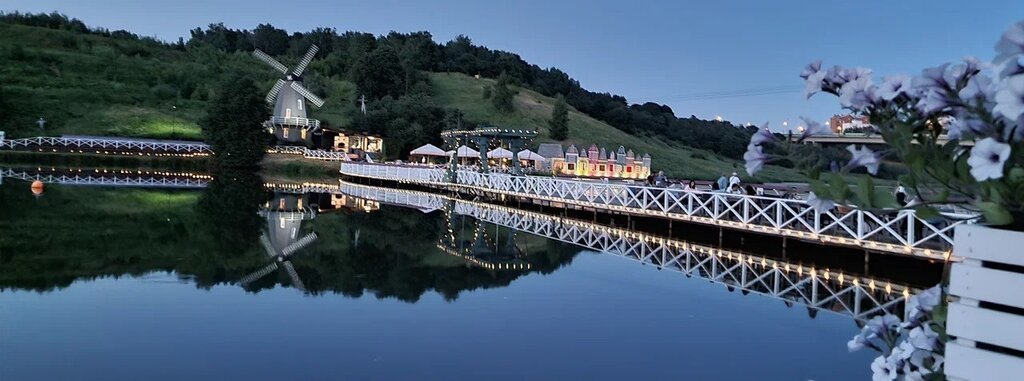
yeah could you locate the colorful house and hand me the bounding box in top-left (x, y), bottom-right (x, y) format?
top-left (538, 143), bottom-right (651, 179)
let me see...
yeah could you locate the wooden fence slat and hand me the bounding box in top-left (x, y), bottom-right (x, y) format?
top-left (953, 224), bottom-right (1024, 267)
top-left (946, 342), bottom-right (1024, 381)
top-left (949, 264), bottom-right (1024, 309)
top-left (948, 303), bottom-right (1024, 352)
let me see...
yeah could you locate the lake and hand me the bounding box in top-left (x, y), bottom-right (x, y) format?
top-left (0, 168), bottom-right (939, 380)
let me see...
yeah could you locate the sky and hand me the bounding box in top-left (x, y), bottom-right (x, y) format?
top-left (3, 0), bottom-right (1022, 129)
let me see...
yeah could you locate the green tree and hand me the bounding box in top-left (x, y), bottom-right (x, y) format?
top-left (200, 75), bottom-right (269, 168)
top-left (350, 45), bottom-right (406, 99)
top-left (251, 23), bottom-right (289, 55)
top-left (491, 72), bottom-right (516, 113)
top-left (549, 94), bottom-right (569, 140)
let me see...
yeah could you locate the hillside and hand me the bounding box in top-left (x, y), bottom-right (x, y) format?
top-left (0, 19), bottom-right (804, 181)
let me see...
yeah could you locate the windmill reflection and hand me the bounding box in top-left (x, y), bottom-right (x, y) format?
top-left (240, 191), bottom-right (319, 293)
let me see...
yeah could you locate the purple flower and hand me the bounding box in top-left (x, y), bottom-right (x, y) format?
top-left (912, 63), bottom-right (951, 91)
top-left (877, 75), bottom-right (912, 101)
top-left (947, 117), bottom-right (989, 140)
top-left (743, 143), bottom-right (769, 175)
top-left (959, 73), bottom-right (995, 102)
top-left (839, 76), bottom-right (877, 111)
top-left (799, 116), bottom-right (830, 138)
top-left (806, 192), bottom-right (836, 213)
top-left (800, 60), bottom-right (823, 80)
top-left (846, 144), bottom-right (881, 175)
top-left (915, 89), bottom-right (949, 115)
top-left (967, 137), bottom-right (1011, 181)
top-left (750, 122), bottom-right (775, 146)
top-left (994, 73), bottom-right (1024, 122)
top-left (994, 20), bottom-right (1024, 65)
top-left (804, 70), bottom-right (828, 99)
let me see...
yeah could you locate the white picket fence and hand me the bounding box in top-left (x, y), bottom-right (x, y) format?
top-left (945, 224), bottom-right (1024, 380)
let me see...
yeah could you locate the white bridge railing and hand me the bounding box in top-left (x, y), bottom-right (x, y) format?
top-left (0, 136), bottom-right (213, 153)
top-left (336, 180), bottom-right (914, 321)
top-left (268, 145), bottom-right (349, 161)
top-left (1, 169), bottom-right (209, 188)
top-left (340, 162), bottom-right (978, 259)
top-left (268, 116), bottom-right (321, 130)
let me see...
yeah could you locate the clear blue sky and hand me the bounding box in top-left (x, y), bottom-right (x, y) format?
top-left (4, 0), bottom-right (1021, 128)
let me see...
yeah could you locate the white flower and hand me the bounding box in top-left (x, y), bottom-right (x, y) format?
top-left (877, 75), bottom-right (912, 101)
top-left (839, 76), bottom-right (877, 111)
top-left (908, 325), bottom-right (940, 353)
top-left (800, 60), bottom-right (823, 79)
top-left (750, 122), bottom-right (775, 145)
top-left (799, 116), bottom-right (830, 138)
top-left (967, 137), bottom-right (1012, 181)
top-left (743, 143), bottom-right (769, 175)
top-left (806, 192), bottom-right (836, 213)
top-left (848, 335), bottom-right (868, 352)
top-left (994, 20), bottom-right (1024, 65)
top-left (846, 144), bottom-right (881, 175)
top-left (805, 70), bottom-right (828, 99)
top-left (994, 73), bottom-right (1024, 121)
top-left (871, 354), bottom-right (899, 381)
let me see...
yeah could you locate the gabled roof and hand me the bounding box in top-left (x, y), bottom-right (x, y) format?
top-left (566, 145), bottom-right (579, 155)
top-left (536, 143), bottom-right (564, 159)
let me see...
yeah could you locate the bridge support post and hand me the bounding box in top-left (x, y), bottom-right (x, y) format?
top-left (510, 139), bottom-right (524, 176)
top-left (476, 137), bottom-right (490, 173)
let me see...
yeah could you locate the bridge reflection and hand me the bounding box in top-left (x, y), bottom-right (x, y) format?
top-left (335, 180), bottom-right (922, 321)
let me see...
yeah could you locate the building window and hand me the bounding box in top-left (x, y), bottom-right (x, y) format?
top-left (599, 164), bottom-right (606, 172)
top-left (278, 198), bottom-right (286, 209)
top-left (300, 129), bottom-right (307, 139)
top-left (626, 166), bottom-right (632, 173)
top-left (282, 128), bottom-right (289, 138)
top-left (567, 163), bottom-right (575, 171)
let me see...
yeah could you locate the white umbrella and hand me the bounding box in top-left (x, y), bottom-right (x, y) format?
top-left (446, 145), bottom-right (479, 158)
top-left (517, 149), bottom-right (547, 162)
top-left (409, 143), bottom-right (446, 157)
top-left (487, 147), bottom-right (514, 159)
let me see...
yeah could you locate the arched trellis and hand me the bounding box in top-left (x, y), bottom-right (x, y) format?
top-left (441, 126), bottom-right (538, 180)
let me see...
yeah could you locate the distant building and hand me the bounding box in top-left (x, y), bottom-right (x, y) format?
top-left (538, 143), bottom-right (651, 179)
top-left (828, 114), bottom-right (871, 134)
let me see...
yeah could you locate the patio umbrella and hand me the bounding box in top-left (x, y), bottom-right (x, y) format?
top-left (517, 149), bottom-right (547, 162)
top-left (446, 145), bottom-right (479, 158)
top-left (409, 143), bottom-right (447, 157)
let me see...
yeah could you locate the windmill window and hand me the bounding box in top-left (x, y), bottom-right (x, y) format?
top-left (297, 98), bottom-right (304, 111)
top-left (279, 198), bottom-right (286, 209)
top-left (282, 128), bottom-right (289, 138)
top-left (291, 228), bottom-right (297, 239)
top-left (300, 129), bottom-right (307, 139)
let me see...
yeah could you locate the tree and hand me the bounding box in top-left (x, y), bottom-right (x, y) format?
top-left (200, 75), bottom-right (269, 168)
top-left (251, 24), bottom-right (289, 55)
top-left (549, 94), bottom-right (569, 140)
top-left (491, 72), bottom-right (516, 113)
top-left (350, 46), bottom-right (406, 99)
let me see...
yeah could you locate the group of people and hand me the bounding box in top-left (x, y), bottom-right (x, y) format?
top-left (642, 171), bottom-right (767, 196)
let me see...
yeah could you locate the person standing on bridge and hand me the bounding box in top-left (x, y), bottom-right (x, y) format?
top-left (716, 174), bottom-right (728, 191)
top-left (728, 172), bottom-right (741, 190)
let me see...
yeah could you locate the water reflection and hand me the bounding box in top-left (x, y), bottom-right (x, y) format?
top-left (0, 167), bottom-right (937, 319)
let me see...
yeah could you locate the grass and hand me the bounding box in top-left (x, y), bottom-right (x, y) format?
top-left (429, 72), bottom-right (804, 181)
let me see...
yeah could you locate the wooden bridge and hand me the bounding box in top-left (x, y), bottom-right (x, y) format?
top-left (339, 162), bottom-right (978, 259)
top-left (0, 135), bottom-right (349, 161)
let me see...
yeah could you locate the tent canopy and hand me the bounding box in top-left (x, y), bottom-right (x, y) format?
top-left (446, 145), bottom-right (479, 158)
top-left (409, 143), bottom-right (446, 156)
top-left (517, 149), bottom-right (547, 162)
top-left (487, 147), bottom-right (514, 159)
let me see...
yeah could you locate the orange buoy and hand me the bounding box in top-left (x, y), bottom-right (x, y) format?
top-left (31, 180), bottom-right (44, 196)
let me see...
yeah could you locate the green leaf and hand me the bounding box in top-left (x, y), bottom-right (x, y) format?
top-left (977, 201), bottom-right (1014, 226)
top-left (935, 189), bottom-right (950, 203)
top-left (853, 176), bottom-right (875, 208)
top-left (827, 173), bottom-right (849, 202)
top-left (915, 205), bottom-right (942, 220)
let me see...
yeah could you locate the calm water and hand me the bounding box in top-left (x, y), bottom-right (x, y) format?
top-left (0, 170), bottom-right (930, 380)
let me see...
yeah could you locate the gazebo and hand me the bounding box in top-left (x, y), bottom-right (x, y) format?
top-left (409, 143), bottom-right (447, 163)
top-left (517, 149), bottom-right (547, 169)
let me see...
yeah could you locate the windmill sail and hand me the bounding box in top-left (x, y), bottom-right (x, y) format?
top-left (282, 233), bottom-right (318, 257)
top-left (239, 262), bottom-right (279, 286)
top-left (252, 49), bottom-right (288, 74)
top-left (291, 45), bottom-right (320, 77)
top-left (290, 82), bottom-right (325, 107)
top-left (281, 261), bottom-right (307, 292)
top-left (265, 79), bottom-right (286, 106)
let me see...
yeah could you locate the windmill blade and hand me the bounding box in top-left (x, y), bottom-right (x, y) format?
top-left (289, 82), bottom-right (325, 108)
top-left (259, 234), bottom-right (277, 257)
top-left (265, 79), bottom-right (285, 106)
top-left (291, 45), bottom-right (320, 77)
top-left (252, 49), bottom-right (288, 74)
top-left (282, 233), bottom-right (318, 257)
top-left (281, 261), bottom-right (307, 293)
top-left (239, 262), bottom-right (279, 286)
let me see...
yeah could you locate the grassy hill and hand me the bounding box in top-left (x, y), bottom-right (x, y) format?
top-left (0, 21), bottom-right (803, 181)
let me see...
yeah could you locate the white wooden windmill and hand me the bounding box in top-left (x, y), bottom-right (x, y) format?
top-left (240, 192), bottom-right (320, 293)
top-left (238, 231), bottom-right (318, 293)
top-left (252, 45), bottom-right (325, 145)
